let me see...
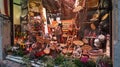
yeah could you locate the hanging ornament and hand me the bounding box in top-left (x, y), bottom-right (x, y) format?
top-left (90, 23), bottom-right (96, 30)
top-left (94, 38), bottom-right (101, 48)
top-left (101, 13), bottom-right (109, 21)
top-left (98, 34), bottom-right (105, 41)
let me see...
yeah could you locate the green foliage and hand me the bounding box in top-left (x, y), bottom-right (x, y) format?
top-left (59, 60), bottom-right (76, 67)
top-left (73, 58), bottom-right (96, 67)
top-left (54, 54), bottom-right (65, 65)
top-left (74, 59), bottom-right (84, 67)
top-left (17, 49), bottom-right (24, 56)
top-left (47, 63), bottom-right (54, 67)
top-left (86, 60), bottom-right (96, 67)
top-left (38, 55), bottom-right (47, 62)
top-left (46, 56), bottom-right (77, 67)
top-left (46, 56), bottom-right (54, 67)
top-left (22, 55), bottom-right (31, 67)
top-left (13, 48), bottom-right (24, 57)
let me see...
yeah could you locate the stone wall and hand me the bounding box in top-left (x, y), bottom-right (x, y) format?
top-left (112, 0), bottom-right (120, 43)
top-left (0, 15), bottom-right (11, 60)
top-left (113, 0), bottom-right (120, 67)
top-left (0, 17), bottom-right (3, 60)
top-left (118, 0), bottom-right (120, 41)
top-left (112, 0), bottom-right (119, 44)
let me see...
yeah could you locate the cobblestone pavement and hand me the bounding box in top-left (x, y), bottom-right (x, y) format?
top-left (0, 60), bottom-right (26, 67)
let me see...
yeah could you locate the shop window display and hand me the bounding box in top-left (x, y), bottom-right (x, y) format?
top-left (9, 0), bottom-right (112, 66)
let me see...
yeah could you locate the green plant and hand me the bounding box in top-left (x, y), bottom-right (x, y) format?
top-left (46, 56), bottom-right (54, 67)
top-left (54, 54), bottom-right (65, 66)
top-left (18, 49), bottom-right (24, 56)
top-left (73, 58), bottom-right (96, 67)
top-left (74, 59), bottom-right (84, 67)
top-left (38, 55), bottom-right (47, 62)
top-left (59, 60), bottom-right (76, 67)
top-left (22, 55), bottom-right (31, 67)
top-left (13, 48), bottom-right (24, 57)
top-left (86, 60), bottom-right (96, 67)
